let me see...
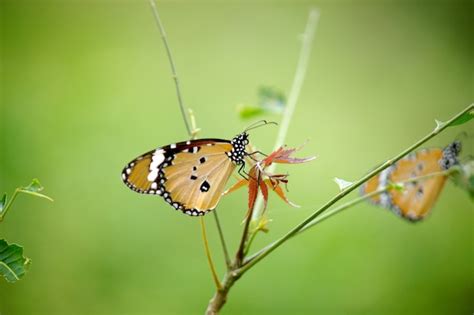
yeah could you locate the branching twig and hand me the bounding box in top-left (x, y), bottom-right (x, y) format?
top-left (149, 0), bottom-right (230, 288)
top-left (149, 0), bottom-right (191, 136)
top-left (239, 104), bottom-right (473, 274)
top-left (299, 168), bottom-right (453, 233)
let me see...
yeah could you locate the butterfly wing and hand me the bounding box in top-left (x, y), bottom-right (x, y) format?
top-left (388, 149), bottom-right (446, 221)
top-left (361, 148), bottom-right (450, 221)
top-left (122, 139), bottom-right (236, 216)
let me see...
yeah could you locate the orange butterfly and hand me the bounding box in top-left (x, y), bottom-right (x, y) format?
top-left (121, 123), bottom-right (273, 216)
top-left (361, 141), bottom-right (461, 221)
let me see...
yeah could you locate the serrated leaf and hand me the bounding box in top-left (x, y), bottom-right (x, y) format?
top-left (264, 179), bottom-right (300, 208)
top-left (334, 177), bottom-right (353, 191)
top-left (0, 194), bottom-right (6, 213)
top-left (0, 239), bottom-right (31, 283)
top-left (447, 108), bottom-right (474, 127)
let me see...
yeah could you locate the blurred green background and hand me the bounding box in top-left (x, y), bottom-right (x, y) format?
top-left (1, 1), bottom-right (473, 314)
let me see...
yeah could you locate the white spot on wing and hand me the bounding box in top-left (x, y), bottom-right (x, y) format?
top-left (147, 149), bottom-right (165, 182)
top-left (170, 144), bottom-right (177, 149)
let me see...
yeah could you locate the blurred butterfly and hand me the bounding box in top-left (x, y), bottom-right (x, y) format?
top-left (121, 121), bottom-right (271, 216)
top-left (360, 141), bottom-right (461, 221)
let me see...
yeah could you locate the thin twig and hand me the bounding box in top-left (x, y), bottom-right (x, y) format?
top-left (149, 0), bottom-right (191, 136)
top-left (239, 104), bottom-right (473, 275)
top-left (213, 210), bottom-right (231, 269)
top-left (251, 8), bottom-right (320, 222)
top-left (298, 169), bottom-right (453, 233)
top-left (149, 0), bottom-right (230, 288)
top-left (206, 10), bottom-right (321, 313)
top-left (0, 189), bottom-right (20, 223)
top-left (200, 217), bottom-right (222, 290)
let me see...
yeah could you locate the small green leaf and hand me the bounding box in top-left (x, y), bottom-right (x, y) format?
top-left (24, 178), bottom-right (43, 192)
top-left (258, 86), bottom-right (286, 111)
top-left (238, 105), bottom-right (265, 119)
top-left (19, 179), bottom-right (54, 202)
top-left (334, 177), bottom-right (353, 191)
top-left (0, 194), bottom-right (6, 213)
top-left (0, 239), bottom-right (31, 283)
top-left (447, 108), bottom-right (474, 127)
top-left (390, 182), bottom-right (405, 191)
top-left (434, 119), bottom-right (445, 131)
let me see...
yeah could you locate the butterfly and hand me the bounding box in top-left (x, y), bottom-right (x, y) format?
top-left (121, 122), bottom-right (272, 216)
top-left (360, 141), bottom-right (461, 221)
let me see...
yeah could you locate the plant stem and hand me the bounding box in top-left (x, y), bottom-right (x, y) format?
top-left (0, 189), bottom-right (20, 223)
top-left (298, 169), bottom-right (453, 233)
top-left (251, 8), bottom-right (320, 222)
top-left (149, 0), bottom-right (191, 136)
top-left (205, 270), bottom-right (240, 315)
top-left (239, 104), bottom-right (473, 275)
top-left (200, 217), bottom-right (222, 290)
top-left (213, 210), bottom-right (231, 269)
top-left (149, 0), bottom-right (230, 290)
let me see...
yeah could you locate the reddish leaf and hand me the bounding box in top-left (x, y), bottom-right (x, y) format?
top-left (259, 178), bottom-right (269, 212)
top-left (262, 146), bottom-right (315, 166)
top-left (223, 178), bottom-right (248, 195)
top-left (264, 179), bottom-right (300, 208)
top-left (247, 168), bottom-right (259, 211)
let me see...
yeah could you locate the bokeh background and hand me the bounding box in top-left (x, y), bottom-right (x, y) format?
top-left (1, 1), bottom-right (472, 314)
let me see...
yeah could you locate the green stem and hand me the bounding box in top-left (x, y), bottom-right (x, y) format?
top-left (0, 189), bottom-right (20, 223)
top-left (149, 0), bottom-right (232, 282)
top-left (251, 8), bottom-right (320, 222)
top-left (298, 168), bottom-right (453, 234)
top-left (238, 104), bottom-right (473, 275)
top-left (200, 217), bottom-right (222, 290)
top-left (213, 210), bottom-right (231, 270)
top-left (149, 0), bottom-right (192, 136)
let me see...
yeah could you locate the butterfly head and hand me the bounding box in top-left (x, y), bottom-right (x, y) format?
top-left (440, 141), bottom-right (462, 170)
top-left (229, 132), bottom-right (249, 165)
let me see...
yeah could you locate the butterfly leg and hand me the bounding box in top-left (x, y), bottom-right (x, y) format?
top-left (237, 163), bottom-right (250, 180)
top-left (247, 150), bottom-right (268, 157)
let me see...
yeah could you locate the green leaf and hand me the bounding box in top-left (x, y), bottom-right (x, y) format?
top-left (19, 179), bottom-right (54, 202)
top-left (0, 239), bottom-right (31, 283)
top-left (0, 194), bottom-right (6, 213)
top-left (238, 105), bottom-right (265, 119)
top-left (448, 108), bottom-right (474, 127)
top-left (258, 86), bottom-right (286, 113)
top-left (334, 177), bottom-right (353, 191)
top-left (24, 178), bottom-right (43, 192)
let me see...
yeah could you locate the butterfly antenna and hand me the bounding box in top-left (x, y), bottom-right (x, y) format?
top-left (244, 120), bottom-right (278, 133)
